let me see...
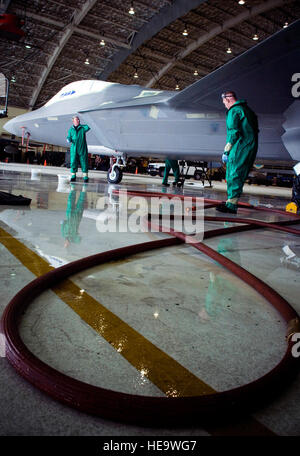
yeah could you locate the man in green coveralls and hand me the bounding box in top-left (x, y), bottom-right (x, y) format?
top-left (67, 115), bottom-right (90, 183)
top-left (162, 158), bottom-right (180, 187)
top-left (217, 91), bottom-right (259, 214)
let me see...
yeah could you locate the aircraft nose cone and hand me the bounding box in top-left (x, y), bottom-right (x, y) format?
top-left (3, 118), bottom-right (18, 136)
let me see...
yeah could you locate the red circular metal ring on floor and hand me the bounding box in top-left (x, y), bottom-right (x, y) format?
top-left (1, 194), bottom-right (300, 426)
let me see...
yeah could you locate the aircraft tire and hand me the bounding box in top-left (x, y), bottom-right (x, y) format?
top-left (107, 166), bottom-right (123, 184)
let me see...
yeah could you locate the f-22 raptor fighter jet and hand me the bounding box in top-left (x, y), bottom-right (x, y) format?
top-left (4, 19), bottom-right (300, 184)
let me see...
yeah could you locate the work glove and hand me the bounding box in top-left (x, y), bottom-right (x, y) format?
top-left (224, 143), bottom-right (232, 153)
top-left (222, 153), bottom-right (228, 164)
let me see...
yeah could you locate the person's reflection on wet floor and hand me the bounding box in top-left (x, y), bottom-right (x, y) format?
top-left (61, 183), bottom-right (87, 248)
top-left (199, 237), bottom-right (241, 322)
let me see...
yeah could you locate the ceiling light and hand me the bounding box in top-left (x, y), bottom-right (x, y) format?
top-left (182, 28), bottom-right (188, 36)
top-left (100, 39), bottom-right (105, 46)
top-left (25, 44), bottom-right (31, 49)
top-left (133, 71), bottom-right (138, 79)
top-left (194, 69), bottom-right (198, 76)
top-left (175, 84), bottom-right (180, 90)
top-left (283, 22), bottom-right (289, 28)
top-left (11, 76), bottom-right (16, 83)
top-left (84, 58), bottom-right (90, 65)
top-left (226, 47), bottom-right (232, 54)
top-left (238, 0), bottom-right (245, 4)
top-left (253, 33), bottom-right (259, 40)
top-left (129, 2), bottom-right (135, 15)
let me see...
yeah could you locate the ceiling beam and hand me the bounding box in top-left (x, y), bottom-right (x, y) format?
top-left (99, 0), bottom-right (209, 80)
top-left (149, 35), bottom-right (186, 51)
top-left (93, 2), bottom-right (148, 24)
top-left (13, 9), bottom-right (131, 49)
top-left (145, 0), bottom-right (291, 87)
top-left (138, 47), bottom-right (210, 74)
top-left (45, 0), bottom-right (75, 9)
top-left (27, 0), bottom-right (102, 109)
top-left (58, 55), bottom-right (108, 68)
top-left (9, 81), bottom-right (36, 89)
top-left (73, 27), bottom-right (130, 49)
top-left (13, 8), bottom-right (65, 29)
top-left (86, 12), bottom-right (139, 34)
top-left (129, 0), bottom-right (160, 14)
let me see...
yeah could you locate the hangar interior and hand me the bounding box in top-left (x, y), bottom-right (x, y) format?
top-left (0, 0), bottom-right (300, 437)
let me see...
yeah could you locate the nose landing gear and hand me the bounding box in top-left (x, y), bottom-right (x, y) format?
top-left (107, 155), bottom-right (127, 184)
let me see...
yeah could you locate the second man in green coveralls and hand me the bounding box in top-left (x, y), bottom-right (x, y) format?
top-left (217, 91), bottom-right (259, 214)
top-left (67, 115), bottom-right (90, 183)
top-left (162, 158), bottom-right (180, 187)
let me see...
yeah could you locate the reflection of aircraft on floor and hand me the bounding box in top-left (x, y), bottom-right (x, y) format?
top-left (4, 20), bottom-right (300, 184)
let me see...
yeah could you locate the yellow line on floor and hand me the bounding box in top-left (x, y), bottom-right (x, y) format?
top-left (0, 225), bottom-right (275, 435)
top-left (0, 226), bottom-right (213, 397)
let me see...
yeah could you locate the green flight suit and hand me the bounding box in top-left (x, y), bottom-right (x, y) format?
top-left (67, 124), bottom-right (90, 174)
top-left (61, 189), bottom-right (86, 243)
top-left (224, 100), bottom-right (259, 210)
top-left (162, 159), bottom-right (180, 184)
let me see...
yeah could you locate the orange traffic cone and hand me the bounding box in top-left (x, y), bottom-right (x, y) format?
top-left (44, 160), bottom-right (47, 166)
top-left (135, 166), bottom-right (138, 174)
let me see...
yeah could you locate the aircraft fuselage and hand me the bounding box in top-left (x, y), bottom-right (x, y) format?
top-left (3, 79), bottom-right (298, 164)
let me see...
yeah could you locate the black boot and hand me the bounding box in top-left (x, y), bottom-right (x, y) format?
top-left (216, 203), bottom-right (237, 214)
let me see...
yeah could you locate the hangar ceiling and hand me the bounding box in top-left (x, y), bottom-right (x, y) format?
top-left (1, 0), bottom-right (300, 111)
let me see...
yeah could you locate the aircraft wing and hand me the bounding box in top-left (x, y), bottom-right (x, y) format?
top-left (79, 19), bottom-right (300, 118)
top-left (78, 91), bottom-right (174, 112)
top-left (168, 19), bottom-right (300, 115)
